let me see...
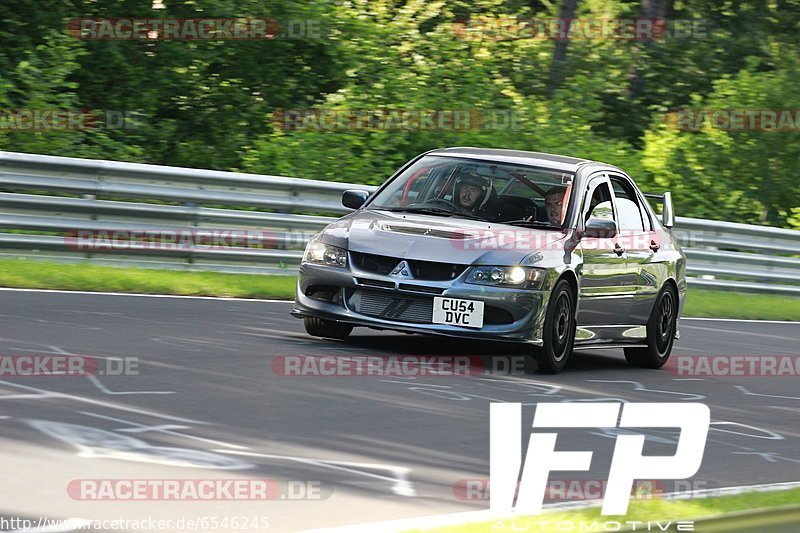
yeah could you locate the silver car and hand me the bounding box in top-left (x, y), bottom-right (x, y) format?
top-left (291, 147), bottom-right (686, 372)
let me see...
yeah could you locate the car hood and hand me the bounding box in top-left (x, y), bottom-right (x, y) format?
top-left (318, 209), bottom-right (569, 265)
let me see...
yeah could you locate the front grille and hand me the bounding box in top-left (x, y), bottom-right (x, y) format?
top-left (407, 259), bottom-right (467, 281)
top-left (356, 277), bottom-right (395, 289)
top-left (350, 251), bottom-right (398, 275)
top-left (350, 251), bottom-right (467, 281)
top-left (348, 290), bottom-right (432, 323)
top-left (398, 283), bottom-right (445, 295)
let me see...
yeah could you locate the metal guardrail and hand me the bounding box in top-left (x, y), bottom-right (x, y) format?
top-left (1, 151), bottom-right (799, 294)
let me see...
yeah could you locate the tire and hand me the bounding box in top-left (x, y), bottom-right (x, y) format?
top-left (624, 285), bottom-right (678, 369)
top-left (303, 317), bottom-right (353, 340)
top-left (532, 279), bottom-right (576, 373)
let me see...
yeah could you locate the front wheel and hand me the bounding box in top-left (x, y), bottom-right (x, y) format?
top-left (532, 279), bottom-right (576, 373)
top-left (624, 286), bottom-right (678, 368)
top-left (303, 317), bottom-right (353, 340)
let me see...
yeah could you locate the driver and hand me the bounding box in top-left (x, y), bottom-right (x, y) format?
top-left (454, 171), bottom-right (493, 216)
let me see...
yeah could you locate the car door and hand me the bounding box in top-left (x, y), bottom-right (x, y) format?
top-left (576, 174), bottom-right (634, 326)
top-left (608, 173), bottom-right (660, 324)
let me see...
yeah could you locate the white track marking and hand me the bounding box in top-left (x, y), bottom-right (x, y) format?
top-left (378, 380), bottom-right (450, 387)
top-left (476, 378), bottom-right (562, 396)
top-left (27, 419), bottom-right (251, 470)
top-left (709, 421), bottom-right (784, 440)
top-left (0, 379), bottom-right (206, 424)
top-left (735, 385), bottom-right (800, 401)
top-left (587, 379), bottom-right (706, 400)
top-left (216, 449), bottom-right (415, 496)
top-left (680, 324), bottom-right (799, 342)
top-left (87, 375), bottom-right (175, 396)
top-left (565, 397), bottom-right (629, 403)
top-left (731, 452), bottom-right (800, 464)
top-left (683, 317), bottom-right (800, 325)
top-left (80, 411), bottom-right (248, 450)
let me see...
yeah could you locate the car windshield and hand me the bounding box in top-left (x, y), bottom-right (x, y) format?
top-left (368, 155), bottom-right (574, 228)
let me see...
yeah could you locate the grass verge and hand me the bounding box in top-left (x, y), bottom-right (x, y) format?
top-left (0, 258), bottom-right (296, 299)
top-left (0, 258), bottom-right (798, 320)
top-left (684, 287), bottom-right (800, 321)
top-left (407, 487), bottom-right (800, 533)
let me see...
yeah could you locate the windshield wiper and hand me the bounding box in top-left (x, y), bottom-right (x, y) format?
top-left (376, 206), bottom-right (455, 217)
top-left (503, 219), bottom-right (561, 229)
top-left (373, 206), bottom-right (486, 221)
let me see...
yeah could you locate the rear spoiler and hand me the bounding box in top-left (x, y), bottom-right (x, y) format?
top-left (643, 192), bottom-right (675, 228)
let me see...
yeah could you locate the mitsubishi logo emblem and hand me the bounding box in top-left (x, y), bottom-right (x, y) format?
top-left (390, 260), bottom-right (410, 277)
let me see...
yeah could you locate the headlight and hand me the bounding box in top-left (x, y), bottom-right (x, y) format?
top-left (303, 239), bottom-right (347, 267)
top-left (465, 266), bottom-right (545, 289)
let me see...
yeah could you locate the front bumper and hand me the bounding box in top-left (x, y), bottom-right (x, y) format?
top-left (291, 261), bottom-right (551, 345)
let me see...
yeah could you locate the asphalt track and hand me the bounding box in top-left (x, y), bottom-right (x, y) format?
top-left (0, 288), bottom-right (798, 532)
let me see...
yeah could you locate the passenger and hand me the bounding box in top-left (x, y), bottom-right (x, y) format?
top-left (543, 186), bottom-right (566, 225)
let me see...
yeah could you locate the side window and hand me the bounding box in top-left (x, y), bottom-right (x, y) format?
top-left (585, 181), bottom-right (615, 224)
top-left (610, 177), bottom-right (646, 231)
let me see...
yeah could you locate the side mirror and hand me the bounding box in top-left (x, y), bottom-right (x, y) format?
top-left (662, 191), bottom-right (674, 228)
top-left (583, 218), bottom-right (617, 239)
top-left (342, 190), bottom-right (369, 210)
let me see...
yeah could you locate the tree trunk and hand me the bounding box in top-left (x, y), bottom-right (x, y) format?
top-left (628, 0), bottom-right (672, 100)
top-left (547, 0), bottom-right (579, 95)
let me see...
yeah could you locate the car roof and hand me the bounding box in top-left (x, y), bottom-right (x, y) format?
top-left (427, 147), bottom-right (617, 174)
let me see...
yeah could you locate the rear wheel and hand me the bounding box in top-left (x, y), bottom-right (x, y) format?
top-left (624, 286), bottom-right (677, 368)
top-left (303, 317), bottom-right (353, 340)
top-left (532, 279), bottom-right (576, 373)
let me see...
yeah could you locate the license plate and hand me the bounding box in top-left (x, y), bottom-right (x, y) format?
top-left (432, 297), bottom-right (484, 328)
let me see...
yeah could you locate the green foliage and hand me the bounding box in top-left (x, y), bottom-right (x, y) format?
top-left (644, 48), bottom-right (800, 227)
top-left (0, 30), bottom-right (141, 159)
top-left (241, 0), bottom-right (642, 184)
